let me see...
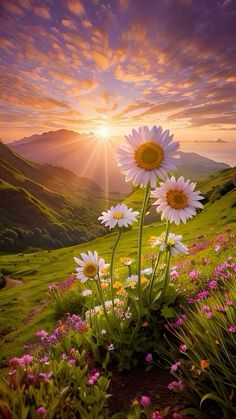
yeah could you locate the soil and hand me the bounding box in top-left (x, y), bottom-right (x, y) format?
top-left (108, 365), bottom-right (186, 417)
top-left (5, 277), bottom-right (23, 288)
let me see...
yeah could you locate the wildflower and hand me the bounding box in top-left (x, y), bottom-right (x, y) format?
top-left (142, 267), bottom-right (152, 275)
top-left (140, 395), bottom-right (151, 407)
top-left (120, 257), bottom-right (134, 266)
top-left (117, 125), bottom-right (179, 187)
top-left (48, 283), bottom-right (57, 291)
top-left (214, 245), bottom-right (221, 252)
top-left (142, 320), bottom-right (148, 327)
top-left (99, 263), bottom-right (110, 277)
top-left (205, 311), bottom-right (213, 319)
top-left (152, 412), bottom-right (163, 419)
top-left (113, 281), bottom-right (123, 288)
top-left (117, 287), bottom-right (126, 296)
top-left (151, 176), bottom-right (204, 225)
top-left (38, 371), bottom-right (53, 382)
top-left (145, 353), bottom-right (153, 362)
top-left (9, 354), bottom-right (33, 367)
top-left (168, 380), bottom-right (184, 391)
top-left (101, 282), bottom-right (109, 289)
top-left (200, 359), bottom-right (209, 369)
top-left (126, 275), bottom-right (138, 288)
top-left (208, 279), bottom-right (217, 289)
top-left (100, 329), bottom-right (107, 336)
top-left (61, 353), bottom-right (67, 360)
top-left (179, 343), bottom-right (187, 353)
top-left (141, 276), bottom-right (148, 284)
top-left (35, 330), bottom-right (48, 339)
top-left (171, 361), bottom-right (181, 372)
top-left (59, 276), bottom-right (76, 291)
top-left (74, 251), bottom-right (105, 283)
top-left (69, 359), bottom-right (76, 365)
top-left (36, 406), bottom-right (47, 416)
top-left (228, 325), bottom-right (236, 333)
top-left (38, 356), bottom-right (49, 363)
top-left (88, 371), bottom-right (100, 385)
top-left (98, 203), bottom-right (138, 229)
top-left (173, 414), bottom-right (184, 419)
top-left (150, 232), bottom-right (188, 256)
top-left (189, 269), bottom-right (201, 279)
top-left (226, 299), bottom-right (233, 306)
top-left (107, 343), bottom-right (115, 350)
top-left (170, 269), bottom-right (179, 280)
top-left (81, 289), bottom-right (92, 296)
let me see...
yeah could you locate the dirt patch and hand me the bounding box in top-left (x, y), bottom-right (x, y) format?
top-left (108, 365), bottom-right (186, 417)
top-left (5, 277), bottom-right (23, 288)
top-left (21, 300), bottom-right (48, 325)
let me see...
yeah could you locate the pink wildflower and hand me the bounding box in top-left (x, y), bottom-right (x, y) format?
top-left (173, 413), bottom-right (184, 419)
top-left (168, 380), bottom-right (185, 392)
top-left (179, 344), bottom-right (187, 353)
top-left (228, 325), bottom-right (236, 333)
top-left (145, 353), bottom-right (153, 362)
top-left (152, 412), bottom-right (163, 419)
top-left (140, 395), bottom-right (151, 407)
top-left (36, 406), bottom-right (47, 416)
top-left (171, 361), bottom-right (181, 372)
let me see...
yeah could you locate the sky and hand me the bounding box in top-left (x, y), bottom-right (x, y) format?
top-left (1, 0), bottom-right (236, 143)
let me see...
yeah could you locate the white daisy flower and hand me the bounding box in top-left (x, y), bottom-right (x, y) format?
top-left (126, 275), bottom-right (138, 289)
top-left (117, 125), bottom-right (179, 188)
top-left (98, 203), bottom-right (139, 230)
top-left (151, 176), bottom-right (204, 225)
top-left (74, 251), bottom-right (105, 283)
top-left (149, 232), bottom-right (188, 256)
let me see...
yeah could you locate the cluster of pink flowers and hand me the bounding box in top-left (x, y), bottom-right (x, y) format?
top-left (9, 354), bottom-right (33, 368)
top-left (168, 380), bottom-right (185, 392)
top-left (87, 370), bottom-right (100, 385)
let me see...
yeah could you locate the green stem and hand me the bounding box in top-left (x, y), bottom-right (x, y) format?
top-left (148, 247), bottom-right (162, 305)
top-left (96, 278), bottom-right (118, 341)
top-left (137, 183), bottom-right (151, 312)
top-left (110, 229), bottom-right (122, 308)
top-left (159, 221), bottom-right (171, 306)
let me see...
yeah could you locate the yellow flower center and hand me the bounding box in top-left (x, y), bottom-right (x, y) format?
top-left (113, 211), bottom-right (124, 219)
top-left (141, 276), bottom-right (148, 284)
top-left (101, 282), bottom-right (109, 289)
top-left (83, 262), bottom-right (98, 278)
top-left (113, 281), bottom-right (123, 289)
top-left (135, 141), bottom-right (164, 170)
top-left (167, 190), bottom-right (187, 209)
top-left (167, 238), bottom-right (175, 246)
top-left (128, 280), bottom-right (137, 288)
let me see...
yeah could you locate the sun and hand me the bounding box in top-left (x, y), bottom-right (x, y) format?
top-left (97, 125), bottom-right (111, 139)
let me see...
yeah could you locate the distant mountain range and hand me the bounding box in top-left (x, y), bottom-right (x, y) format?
top-left (8, 129), bottom-right (230, 193)
top-left (0, 142), bottom-right (120, 251)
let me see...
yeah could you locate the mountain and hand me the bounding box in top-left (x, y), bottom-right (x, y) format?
top-left (8, 130), bottom-right (230, 193)
top-left (0, 143), bottom-right (120, 252)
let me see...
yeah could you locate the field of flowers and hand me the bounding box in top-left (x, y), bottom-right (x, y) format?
top-left (0, 126), bottom-right (235, 418)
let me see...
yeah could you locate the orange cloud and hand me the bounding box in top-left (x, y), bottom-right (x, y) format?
top-left (92, 51), bottom-right (110, 70)
top-left (114, 65), bottom-right (154, 83)
top-left (66, 0), bottom-right (85, 16)
top-left (61, 19), bottom-right (77, 31)
top-left (3, 2), bottom-right (24, 15)
top-left (34, 6), bottom-right (51, 19)
top-left (48, 71), bottom-right (76, 85)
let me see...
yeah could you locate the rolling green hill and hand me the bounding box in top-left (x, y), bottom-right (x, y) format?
top-left (0, 142), bottom-right (121, 251)
top-left (0, 166), bottom-right (235, 364)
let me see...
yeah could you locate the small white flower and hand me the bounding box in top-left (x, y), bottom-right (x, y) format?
top-left (149, 232), bottom-right (188, 256)
top-left (81, 289), bottom-right (92, 296)
top-left (74, 251), bottom-right (105, 283)
top-left (126, 275), bottom-right (138, 288)
top-left (117, 125), bottom-right (179, 188)
top-left (120, 257), bottom-right (134, 266)
top-left (100, 329), bottom-right (107, 336)
top-left (151, 176), bottom-right (204, 225)
top-left (99, 203), bottom-right (138, 230)
top-left (141, 268), bottom-right (152, 276)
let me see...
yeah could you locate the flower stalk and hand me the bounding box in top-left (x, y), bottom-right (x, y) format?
top-left (110, 229), bottom-right (122, 307)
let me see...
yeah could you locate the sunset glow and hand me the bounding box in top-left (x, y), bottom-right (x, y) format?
top-left (0, 0), bottom-right (236, 145)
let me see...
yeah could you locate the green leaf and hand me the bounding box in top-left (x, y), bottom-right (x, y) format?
top-left (111, 413), bottom-right (127, 419)
top-left (200, 392), bottom-right (228, 408)
top-left (161, 306), bottom-right (176, 318)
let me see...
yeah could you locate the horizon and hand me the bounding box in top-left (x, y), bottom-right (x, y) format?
top-left (0, 0), bottom-right (236, 147)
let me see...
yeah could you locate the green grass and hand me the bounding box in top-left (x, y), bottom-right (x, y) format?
top-left (0, 179), bottom-right (235, 364)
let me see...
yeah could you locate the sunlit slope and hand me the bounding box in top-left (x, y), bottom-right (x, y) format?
top-left (0, 143), bottom-right (120, 251)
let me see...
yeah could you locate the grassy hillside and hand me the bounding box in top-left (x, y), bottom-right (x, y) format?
top-left (0, 167), bottom-right (235, 365)
top-left (0, 143), bottom-right (121, 251)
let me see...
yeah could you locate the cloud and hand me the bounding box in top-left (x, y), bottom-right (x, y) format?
top-left (34, 6), bottom-right (51, 19)
top-left (66, 0), bottom-right (85, 16)
top-left (61, 19), bottom-right (77, 31)
top-left (3, 2), bottom-right (24, 16)
top-left (92, 51), bottom-right (110, 70)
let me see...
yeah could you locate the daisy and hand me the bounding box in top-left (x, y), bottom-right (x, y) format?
top-left (98, 203), bottom-right (139, 230)
top-left (74, 251), bottom-right (105, 283)
top-left (151, 176), bottom-right (204, 225)
top-left (149, 232), bottom-right (188, 256)
top-left (126, 275), bottom-right (138, 288)
top-left (117, 125), bottom-right (179, 188)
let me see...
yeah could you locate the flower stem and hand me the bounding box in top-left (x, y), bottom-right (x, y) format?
top-left (159, 221), bottom-right (171, 306)
top-left (148, 247), bottom-right (162, 305)
top-left (96, 277), bottom-right (118, 341)
top-left (110, 229), bottom-right (122, 307)
top-left (137, 183), bottom-right (151, 312)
